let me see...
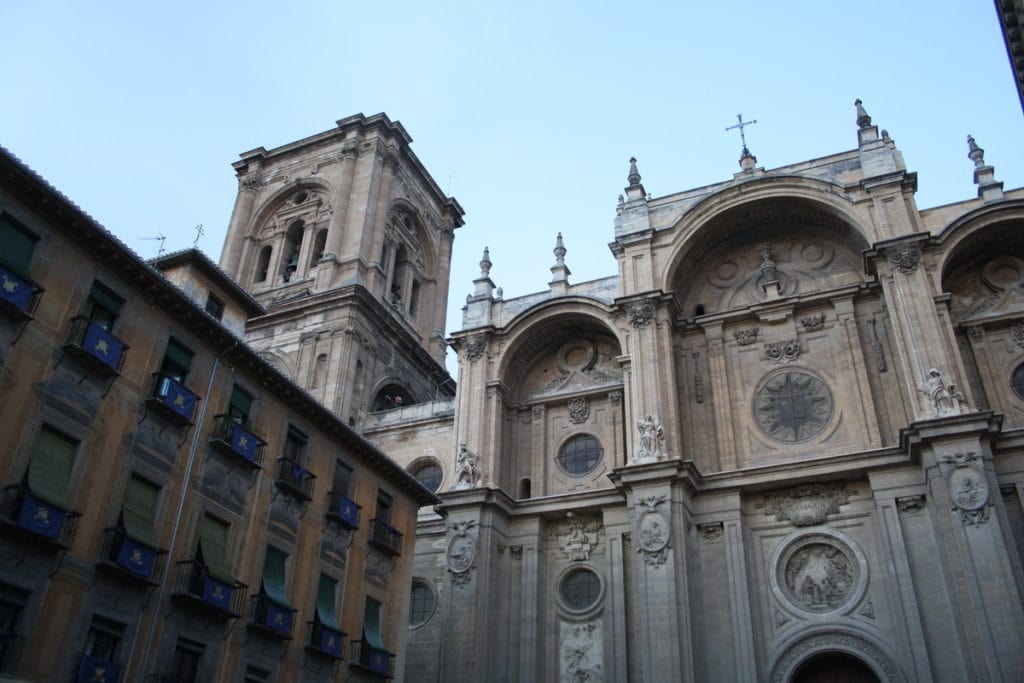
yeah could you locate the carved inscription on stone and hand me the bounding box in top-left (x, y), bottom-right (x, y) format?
top-left (754, 371), bottom-right (833, 443)
top-left (778, 536), bottom-right (860, 614)
top-left (761, 483), bottom-right (849, 527)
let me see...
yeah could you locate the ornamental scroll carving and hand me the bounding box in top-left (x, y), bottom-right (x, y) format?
top-left (761, 483), bottom-right (849, 527)
top-left (884, 241), bottom-right (922, 275)
top-left (939, 452), bottom-right (990, 526)
top-left (800, 313), bottom-right (826, 331)
top-left (733, 327), bottom-right (760, 345)
top-left (626, 299), bottom-right (656, 328)
top-left (765, 339), bottom-right (801, 363)
top-left (634, 495), bottom-right (669, 567)
top-left (446, 519), bottom-right (478, 586)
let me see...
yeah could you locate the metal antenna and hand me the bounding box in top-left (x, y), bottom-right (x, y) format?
top-left (725, 113), bottom-right (758, 154)
top-left (193, 224), bottom-right (204, 246)
top-left (140, 232), bottom-right (166, 258)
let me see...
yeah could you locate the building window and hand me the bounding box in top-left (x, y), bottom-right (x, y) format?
top-left (333, 460), bottom-right (353, 496)
top-left (227, 385), bottom-right (253, 425)
top-left (198, 514), bottom-right (232, 580)
top-left (0, 582), bottom-right (28, 675)
top-left (1012, 363), bottom-right (1024, 400)
top-left (161, 338), bottom-right (194, 383)
top-left (283, 426), bottom-right (307, 463)
top-left (310, 229), bottom-right (327, 267)
top-left (254, 546), bottom-right (294, 636)
top-left (85, 282), bottom-right (124, 332)
top-left (169, 638), bottom-right (204, 683)
top-left (375, 491), bottom-right (393, 526)
top-left (557, 434), bottom-right (602, 477)
top-left (408, 581), bottom-right (436, 627)
top-left (255, 246), bottom-right (272, 283)
top-left (27, 425), bottom-right (77, 512)
top-left (559, 567), bottom-right (601, 612)
top-left (410, 461), bottom-right (442, 493)
top-left (79, 615), bottom-right (125, 680)
top-left (122, 474), bottom-right (160, 547)
top-left (243, 665), bottom-right (271, 683)
top-left (0, 213), bottom-right (38, 278)
top-left (371, 384), bottom-right (414, 411)
top-left (204, 293), bottom-right (224, 321)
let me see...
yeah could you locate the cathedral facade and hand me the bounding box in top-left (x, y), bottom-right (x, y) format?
top-left (221, 105), bottom-right (1024, 682)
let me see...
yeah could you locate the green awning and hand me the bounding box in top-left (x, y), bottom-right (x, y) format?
top-left (122, 475), bottom-right (159, 547)
top-left (27, 427), bottom-right (75, 511)
top-left (316, 574), bottom-right (340, 630)
top-left (363, 598), bottom-right (386, 650)
top-left (262, 546), bottom-right (292, 609)
top-left (88, 282), bottom-right (124, 316)
top-left (0, 214), bottom-right (38, 278)
top-left (199, 514), bottom-right (233, 582)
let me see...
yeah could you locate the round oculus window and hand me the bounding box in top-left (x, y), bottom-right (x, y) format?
top-left (559, 567), bottom-right (601, 611)
top-left (408, 581), bottom-right (436, 626)
top-left (1012, 363), bottom-right (1024, 401)
top-left (754, 370), bottom-right (833, 443)
top-left (557, 435), bottom-right (602, 476)
top-left (411, 461), bottom-right (443, 493)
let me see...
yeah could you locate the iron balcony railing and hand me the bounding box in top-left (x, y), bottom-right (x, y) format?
top-left (209, 415), bottom-right (266, 469)
top-left (0, 483), bottom-right (80, 550)
top-left (97, 527), bottom-right (168, 585)
top-left (274, 457), bottom-right (316, 501)
top-left (169, 560), bottom-right (247, 619)
top-left (325, 490), bottom-right (361, 530)
top-left (306, 620), bottom-right (346, 660)
top-left (249, 593), bottom-right (296, 639)
top-left (368, 518), bottom-right (402, 556)
top-left (146, 372), bottom-right (200, 425)
top-left (349, 639), bottom-right (395, 678)
top-left (63, 316), bottom-right (128, 375)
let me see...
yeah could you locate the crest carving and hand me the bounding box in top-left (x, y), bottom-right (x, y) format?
top-left (627, 299), bottom-right (655, 328)
top-left (634, 495), bottom-right (669, 567)
top-left (940, 452), bottom-right (990, 526)
top-left (761, 483), bottom-right (849, 526)
top-left (884, 241), bottom-right (922, 275)
top-left (446, 519), bottom-right (478, 585)
top-left (568, 398), bottom-right (590, 424)
top-left (553, 513), bottom-right (600, 561)
top-left (461, 333), bottom-right (487, 361)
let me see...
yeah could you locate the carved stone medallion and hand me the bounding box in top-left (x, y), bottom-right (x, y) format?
top-left (568, 397), bottom-right (589, 424)
top-left (774, 533), bottom-right (863, 615)
top-left (754, 371), bottom-right (833, 443)
top-left (635, 495), bottom-right (669, 567)
top-left (940, 452), bottom-right (990, 526)
top-left (462, 333), bottom-right (487, 361)
top-left (446, 519), bottom-right (478, 585)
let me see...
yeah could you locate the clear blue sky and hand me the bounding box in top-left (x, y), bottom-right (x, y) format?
top-left (3, 1), bottom-right (1022, 373)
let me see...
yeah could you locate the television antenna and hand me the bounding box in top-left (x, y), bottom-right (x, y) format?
top-left (140, 232), bottom-right (166, 258)
top-left (193, 224), bottom-right (204, 246)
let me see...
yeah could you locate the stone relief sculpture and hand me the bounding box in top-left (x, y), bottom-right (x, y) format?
top-left (568, 397), bottom-right (590, 424)
top-left (761, 483), bottom-right (849, 527)
top-left (634, 494), bottom-right (669, 567)
top-left (775, 534), bottom-right (862, 615)
top-left (560, 622), bottom-right (603, 682)
top-left (733, 327), bottom-right (760, 345)
top-left (917, 368), bottom-right (969, 416)
top-left (634, 413), bottom-right (665, 462)
top-left (446, 519), bottom-right (478, 586)
top-left (626, 299), bottom-right (655, 328)
top-left (554, 513), bottom-right (600, 562)
top-left (884, 241), bottom-right (922, 275)
top-left (939, 452), bottom-right (990, 526)
top-left (764, 339), bottom-right (801, 363)
top-left (451, 444), bottom-right (481, 489)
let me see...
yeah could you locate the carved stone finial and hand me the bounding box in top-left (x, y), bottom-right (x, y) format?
top-left (854, 99), bottom-right (872, 129)
top-left (967, 135), bottom-right (984, 167)
top-left (627, 157), bottom-right (642, 186)
top-left (479, 246), bottom-right (492, 278)
top-left (553, 233), bottom-right (566, 264)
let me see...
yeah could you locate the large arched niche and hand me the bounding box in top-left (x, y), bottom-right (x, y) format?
top-left (248, 179), bottom-right (336, 238)
top-left (386, 199), bottom-right (437, 276)
top-left (769, 626), bottom-right (907, 683)
top-left (665, 195), bottom-right (871, 317)
top-left (498, 306), bottom-right (622, 401)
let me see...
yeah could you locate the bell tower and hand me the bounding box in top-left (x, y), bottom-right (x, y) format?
top-left (219, 113), bottom-right (464, 425)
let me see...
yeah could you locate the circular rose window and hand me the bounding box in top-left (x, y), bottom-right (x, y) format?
top-left (559, 567), bottom-right (602, 612)
top-left (754, 370), bottom-right (833, 443)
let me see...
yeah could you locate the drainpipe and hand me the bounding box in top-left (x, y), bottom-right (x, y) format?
top-left (130, 354), bottom-right (220, 680)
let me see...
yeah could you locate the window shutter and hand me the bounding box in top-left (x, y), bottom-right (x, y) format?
top-left (199, 515), bottom-right (232, 581)
top-left (88, 282), bottom-right (124, 316)
top-left (122, 475), bottom-right (159, 547)
top-left (229, 386), bottom-right (252, 422)
top-left (162, 339), bottom-right (193, 376)
top-left (363, 598), bottom-right (386, 650)
top-left (316, 574), bottom-right (340, 630)
top-left (0, 214), bottom-right (38, 278)
top-left (261, 546), bottom-right (292, 608)
top-left (27, 427), bottom-right (75, 510)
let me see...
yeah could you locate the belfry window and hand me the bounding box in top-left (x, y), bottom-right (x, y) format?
top-left (254, 246), bottom-right (272, 283)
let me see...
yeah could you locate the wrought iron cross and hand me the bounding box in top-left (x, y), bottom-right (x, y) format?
top-left (725, 114), bottom-right (758, 151)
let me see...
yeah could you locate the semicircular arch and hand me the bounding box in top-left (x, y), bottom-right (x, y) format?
top-left (248, 178), bottom-right (337, 238)
top-left (934, 200), bottom-right (1024, 286)
top-left (769, 625), bottom-right (907, 683)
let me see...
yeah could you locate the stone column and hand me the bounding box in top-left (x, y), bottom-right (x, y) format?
top-left (832, 293), bottom-right (882, 446)
top-left (703, 321), bottom-right (735, 470)
top-left (321, 145), bottom-right (359, 263)
top-left (220, 176), bottom-right (260, 277)
top-left (623, 297), bottom-right (678, 463)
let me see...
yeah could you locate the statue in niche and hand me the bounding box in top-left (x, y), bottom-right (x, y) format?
top-left (917, 368), bottom-right (969, 416)
top-left (635, 413), bottom-right (664, 461)
top-left (452, 444), bottom-right (481, 489)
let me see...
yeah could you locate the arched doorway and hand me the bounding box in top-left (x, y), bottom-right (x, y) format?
top-left (792, 653), bottom-right (880, 683)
